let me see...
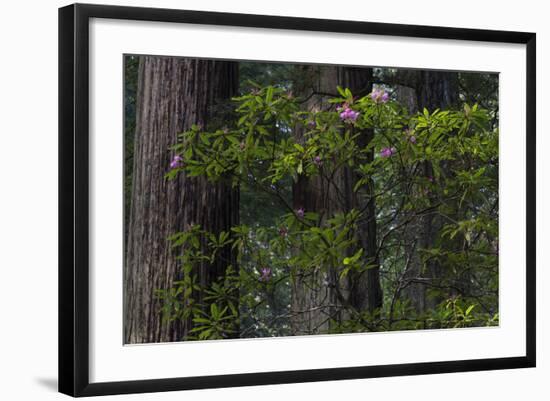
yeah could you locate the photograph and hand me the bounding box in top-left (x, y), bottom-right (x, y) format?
top-left (123, 55), bottom-right (500, 344)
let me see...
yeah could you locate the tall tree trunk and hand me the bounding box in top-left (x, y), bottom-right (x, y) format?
top-left (404, 70), bottom-right (459, 313)
top-left (343, 68), bottom-right (382, 314)
top-left (290, 65), bottom-right (339, 335)
top-left (290, 65), bottom-right (380, 335)
top-left (124, 56), bottom-right (239, 343)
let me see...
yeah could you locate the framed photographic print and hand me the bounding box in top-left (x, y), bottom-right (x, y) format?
top-left (58, 3), bottom-right (536, 397)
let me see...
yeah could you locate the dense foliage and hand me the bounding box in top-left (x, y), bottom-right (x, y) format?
top-left (157, 82), bottom-right (499, 340)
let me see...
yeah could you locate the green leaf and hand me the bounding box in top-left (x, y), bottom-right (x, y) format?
top-left (293, 143), bottom-right (304, 152)
top-left (336, 86), bottom-right (347, 98)
top-left (266, 86), bottom-right (274, 104)
top-left (210, 303), bottom-right (219, 319)
top-left (200, 134), bottom-right (210, 146)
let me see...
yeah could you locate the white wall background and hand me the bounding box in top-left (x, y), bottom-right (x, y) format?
top-left (0, 0), bottom-right (545, 399)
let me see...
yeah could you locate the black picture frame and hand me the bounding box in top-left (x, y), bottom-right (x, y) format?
top-left (59, 3), bottom-right (536, 397)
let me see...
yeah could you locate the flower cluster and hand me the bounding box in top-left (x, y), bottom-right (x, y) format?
top-left (380, 147), bottom-right (397, 158)
top-left (296, 208), bottom-right (305, 219)
top-left (339, 107), bottom-right (360, 124)
top-left (170, 155), bottom-right (184, 169)
top-left (404, 128), bottom-right (416, 144)
top-left (370, 88), bottom-right (390, 104)
top-left (313, 155), bottom-right (323, 167)
top-left (259, 267), bottom-right (272, 282)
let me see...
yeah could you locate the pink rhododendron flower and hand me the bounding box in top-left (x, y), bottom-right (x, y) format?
top-left (259, 267), bottom-right (272, 282)
top-left (296, 208), bottom-right (305, 218)
top-left (370, 89), bottom-right (390, 104)
top-left (380, 147), bottom-right (397, 158)
top-left (404, 128), bottom-right (416, 143)
top-left (170, 155), bottom-right (183, 169)
top-left (339, 107), bottom-right (360, 123)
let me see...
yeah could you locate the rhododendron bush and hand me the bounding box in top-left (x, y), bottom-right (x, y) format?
top-left (157, 83), bottom-right (498, 340)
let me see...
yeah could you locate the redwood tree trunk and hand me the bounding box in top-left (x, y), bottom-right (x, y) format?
top-left (290, 66), bottom-right (380, 335)
top-left (124, 56), bottom-right (239, 343)
top-left (290, 65), bottom-right (339, 335)
top-left (342, 68), bottom-right (382, 314)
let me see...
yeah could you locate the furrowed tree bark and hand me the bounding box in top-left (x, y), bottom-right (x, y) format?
top-left (290, 66), bottom-right (380, 335)
top-left (290, 65), bottom-right (339, 335)
top-left (124, 56), bottom-right (239, 343)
